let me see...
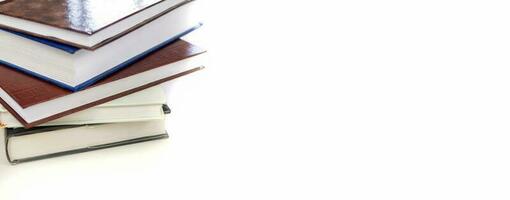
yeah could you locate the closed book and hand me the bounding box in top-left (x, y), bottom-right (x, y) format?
top-left (0, 0), bottom-right (193, 49)
top-left (0, 1), bottom-right (201, 91)
top-left (0, 86), bottom-right (168, 128)
top-left (5, 120), bottom-right (169, 164)
top-left (0, 39), bottom-right (205, 128)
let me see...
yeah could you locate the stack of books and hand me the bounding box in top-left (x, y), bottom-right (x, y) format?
top-left (0, 0), bottom-right (205, 164)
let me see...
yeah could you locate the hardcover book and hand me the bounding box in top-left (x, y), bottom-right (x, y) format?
top-left (0, 1), bottom-right (200, 91)
top-left (5, 119), bottom-right (169, 164)
top-left (0, 40), bottom-right (205, 128)
top-left (0, 86), bottom-right (169, 128)
top-left (0, 0), bottom-right (193, 49)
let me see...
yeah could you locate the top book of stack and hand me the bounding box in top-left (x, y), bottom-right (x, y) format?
top-left (0, 0), bottom-right (200, 91)
top-left (0, 0), bottom-right (192, 49)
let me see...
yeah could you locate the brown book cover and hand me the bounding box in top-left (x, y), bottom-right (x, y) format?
top-left (0, 39), bottom-right (205, 128)
top-left (0, 0), bottom-right (191, 49)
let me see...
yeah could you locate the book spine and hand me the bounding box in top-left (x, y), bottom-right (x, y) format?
top-left (4, 132), bottom-right (12, 164)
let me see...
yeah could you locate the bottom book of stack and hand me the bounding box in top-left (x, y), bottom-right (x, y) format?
top-left (1, 86), bottom-right (171, 164)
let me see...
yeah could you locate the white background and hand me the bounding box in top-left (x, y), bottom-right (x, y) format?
top-left (3, 0), bottom-right (510, 199)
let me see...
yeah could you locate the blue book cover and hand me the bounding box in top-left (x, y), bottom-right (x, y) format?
top-left (0, 23), bottom-right (202, 92)
top-left (1, 28), bottom-right (80, 54)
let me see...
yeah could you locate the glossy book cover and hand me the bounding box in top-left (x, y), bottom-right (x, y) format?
top-left (0, 0), bottom-right (165, 35)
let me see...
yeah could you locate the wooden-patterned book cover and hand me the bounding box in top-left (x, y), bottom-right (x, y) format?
top-left (0, 40), bottom-right (205, 128)
top-left (0, 0), bottom-right (165, 35)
